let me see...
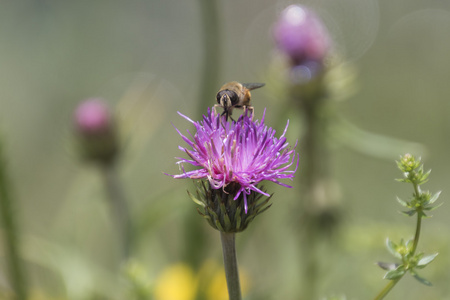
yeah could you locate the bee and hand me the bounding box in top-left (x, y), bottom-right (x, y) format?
top-left (215, 81), bottom-right (265, 120)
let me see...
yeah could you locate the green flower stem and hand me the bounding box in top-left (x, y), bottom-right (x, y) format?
top-left (373, 179), bottom-right (423, 300)
top-left (197, 0), bottom-right (221, 118)
top-left (182, 0), bottom-right (221, 269)
top-left (220, 232), bottom-right (242, 300)
top-left (373, 278), bottom-right (401, 300)
top-left (412, 208), bottom-right (422, 256)
top-left (100, 162), bottom-right (133, 260)
top-left (298, 98), bottom-right (329, 300)
top-left (410, 180), bottom-right (422, 256)
top-left (302, 100), bottom-right (322, 190)
top-left (0, 142), bottom-right (28, 300)
top-left (372, 215), bottom-right (423, 300)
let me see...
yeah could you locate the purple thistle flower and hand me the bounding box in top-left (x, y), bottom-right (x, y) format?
top-left (74, 98), bottom-right (112, 136)
top-left (170, 108), bottom-right (298, 214)
top-left (274, 5), bottom-right (331, 67)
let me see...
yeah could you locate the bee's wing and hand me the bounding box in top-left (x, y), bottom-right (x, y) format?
top-left (242, 83), bottom-right (265, 90)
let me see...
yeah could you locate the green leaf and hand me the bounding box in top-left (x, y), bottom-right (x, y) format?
top-left (384, 267), bottom-right (406, 280)
top-left (417, 253), bottom-right (438, 267)
top-left (419, 169), bottom-right (431, 184)
top-left (386, 238), bottom-right (402, 259)
top-left (411, 272), bottom-right (432, 286)
top-left (405, 238), bottom-right (414, 249)
top-left (424, 202), bottom-right (443, 212)
top-left (428, 191), bottom-right (441, 204)
top-left (395, 178), bottom-right (409, 183)
top-left (400, 209), bottom-right (416, 217)
top-left (396, 196), bottom-right (408, 207)
top-left (377, 262), bottom-right (399, 271)
top-left (421, 211), bottom-right (432, 218)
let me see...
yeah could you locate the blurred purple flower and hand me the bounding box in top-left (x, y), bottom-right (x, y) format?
top-left (170, 109), bottom-right (298, 212)
top-left (274, 5), bottom-right (331, 67)
top-left (74, 98), bottom-right (118, 163)
top-left (74, 98), bottom-right (112, 135)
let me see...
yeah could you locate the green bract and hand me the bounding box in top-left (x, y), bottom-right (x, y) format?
top-left (188, 181), bottom-right (272, 233)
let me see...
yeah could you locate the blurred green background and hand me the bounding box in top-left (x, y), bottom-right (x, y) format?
top-left (1, 0), bottom-right (450, 299)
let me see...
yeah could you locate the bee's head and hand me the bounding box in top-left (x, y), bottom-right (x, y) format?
top-left (217, 90), bottom-right (238, 109)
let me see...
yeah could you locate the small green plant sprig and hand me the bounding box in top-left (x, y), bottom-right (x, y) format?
top-left (374, 154), bottom-right (441, 300)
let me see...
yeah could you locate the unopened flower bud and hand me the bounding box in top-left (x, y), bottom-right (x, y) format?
top-left (74, 98), bottom-right (118, 164)
top-left (75, 99), bottom-right (112, 135)
top-left (274, 5), bottom-right (331, 67)
top-left (397, 153), bottom-right (420, 173)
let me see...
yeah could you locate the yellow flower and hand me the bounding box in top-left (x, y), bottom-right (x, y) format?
top-left (199, 260), bottom-right (250, 300)
top-left (154, 263), bottom-right (198, 300)
top-left (205, 268), bottom-right (229, 300)
top-left (0, 289), bottom-right (66, 300)
top-left (154, 261), bottom-right (250, 300)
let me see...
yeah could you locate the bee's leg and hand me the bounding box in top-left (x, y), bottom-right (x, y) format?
top-left (222, 109), bottom-right (235, 122)
top-left (250, 106), bottom-right (255, 120)
top-left (242, 106), bottom-right (248, 118)
top-left (213, 104), bottom-right (222, 116)
top-left (243, 106), bottom-right (255, 121)
top-left (218, 110), bottom-right (226, 128)
top-left (218, 110), bottom-right (234, 129)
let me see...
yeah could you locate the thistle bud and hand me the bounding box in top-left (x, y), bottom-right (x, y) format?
top-left (74, 98), bottom-right (118, 164)
top-left (274, 5), bottom-right (331, 68)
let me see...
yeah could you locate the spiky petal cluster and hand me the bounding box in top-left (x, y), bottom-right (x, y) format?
top-left (172, 108), bottom-right (298, 212)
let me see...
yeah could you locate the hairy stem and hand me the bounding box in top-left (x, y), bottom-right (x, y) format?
top-left (298, 98), bottom-right (330, 300)
top-left (100, 162), bottom-right (133, 260)
top-left (411, 208), bottom-right (422, 256)
top-left (220, 232), bottom-right (242, 300)
top-left (0, 142), bottom-right (28, 300)
top-left (197, 0), bottom-right (221, 117)
top-left (410, 179), bottom-right (422, 256)
top-left (373, 278), bottom-right (401, 300)
top-left (182, 0), bottom-right (222, 269)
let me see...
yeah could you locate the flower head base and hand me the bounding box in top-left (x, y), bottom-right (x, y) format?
top-left (170, 108), bottom-right (298, 227)
top-left (189, 181), bottom-right (272, 232)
